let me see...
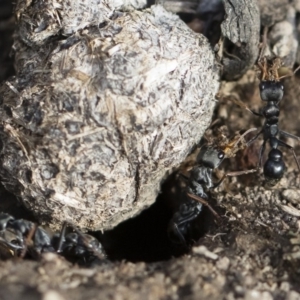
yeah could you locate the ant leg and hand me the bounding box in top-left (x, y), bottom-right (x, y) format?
top-left (279, 130), bottom-right (300, 141)
top-left (246, 129), bottom-right (263, 146)
top-left (187, 193), bottom-right (220, 219)
top-left (20, 224), bottom-right (37, 258)
top-left (175, 209), bottom-right (202, 225)
top-left (258, 26), bottom-right (268, 62)
top-left (257, 58), bottom-right (268, 81)
top-left (278, 131), bottom-right (300, 172)
top-left (232, 127), bottom-right (258, 148)
top-left (170, 223), bottom-right (187, 245)
top-left (293, 65), bottom-right (300, 76)
top-left (168, 206), bottom-right (202, 245)
top-left (258, 139), bottom-right (267, 168)
top-left (212, 168), bottom-right (258, 189)
top-left (57, 222), bottom-right (68, 253)
top-left (277, 140), bottom-right (300, 173)
top-left (57, 222), bottom-right (83, 252)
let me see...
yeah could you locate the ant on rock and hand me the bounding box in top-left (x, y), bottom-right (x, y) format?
top-left (0, 212), bottom-right (105, 263)
top-left (233, 56), bottom-right (300, 186)
top-left (168, 128), bottom-right (257, 245)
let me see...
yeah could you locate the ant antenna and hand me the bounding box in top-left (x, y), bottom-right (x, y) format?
top-left (258, 26), bottom-right (268, 62)
top-left (233, 128), bottom-right (258, 147)
top-left (186, 193), bottom-right (220, 220)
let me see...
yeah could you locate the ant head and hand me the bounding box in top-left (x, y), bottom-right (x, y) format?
top-left (197, 145), bottom-right (225, 169)
top-left (259, 81), bottom-right (284, 102)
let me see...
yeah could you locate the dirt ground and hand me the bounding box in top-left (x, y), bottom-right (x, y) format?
top-left (1, 1), bottom-right (300, 300)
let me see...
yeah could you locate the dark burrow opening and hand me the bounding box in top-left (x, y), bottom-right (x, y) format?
top-left (96, 173), bottom-right (219, 263)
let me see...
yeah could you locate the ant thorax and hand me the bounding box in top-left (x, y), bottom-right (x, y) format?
top-left (262, 102), bottom-right (279, 125)
top-left (189, 166), bottom-right (213, 192)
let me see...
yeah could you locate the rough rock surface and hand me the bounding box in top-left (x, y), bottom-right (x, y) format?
top-left (2, 1), bottom-right (300, 300)
top-left (220, 0), bottom-right (260, 81)
top-left (0, 5), bottom-right (219, 231)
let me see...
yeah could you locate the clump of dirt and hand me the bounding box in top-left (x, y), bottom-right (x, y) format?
top-left (1, 1), bottom-right (300, 300)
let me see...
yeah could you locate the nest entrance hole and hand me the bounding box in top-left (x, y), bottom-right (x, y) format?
top-left (99, 174), bottom-right (217, 263)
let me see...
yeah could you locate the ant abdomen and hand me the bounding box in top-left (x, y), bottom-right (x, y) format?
top-left (263, 148), bottom-right (285, 183)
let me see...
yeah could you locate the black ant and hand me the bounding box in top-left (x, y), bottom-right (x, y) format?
top-left (53, 222), bottom-right (105, 264)
top-left (0, 212), bottom-right (105, 263)
top-left (0, 212), bottom-right (54, 259)
top-left (233, 56), bottom-right (300, 186)
top-left (168, 128), bottom-right (257, 245)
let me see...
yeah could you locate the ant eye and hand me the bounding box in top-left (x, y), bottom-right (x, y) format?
top-left (281, 85), bottom-right (284, 90)
top-left (261, 84), bottom-right (265, 90)
top-left (218, 151), bottom-right (225, 159)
